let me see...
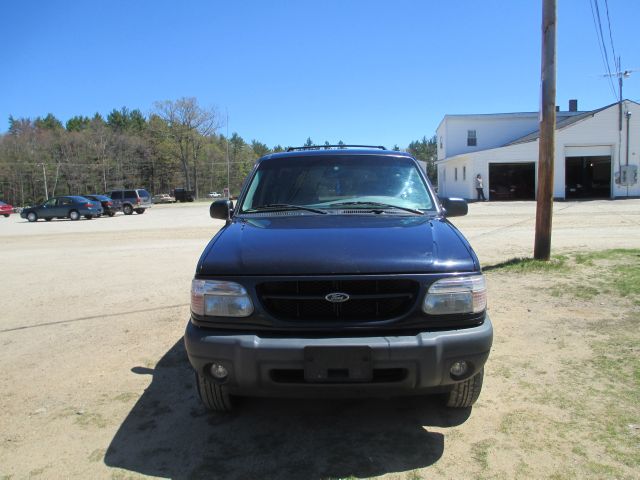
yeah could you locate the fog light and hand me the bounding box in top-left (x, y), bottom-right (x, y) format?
top-left (209, 363), bottom-right (228, 380)
top-left (450, 361), bottom-right (469, 377)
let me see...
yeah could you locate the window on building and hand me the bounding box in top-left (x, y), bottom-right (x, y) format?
top-left (439, 136), bottom-right (443, 149)
top-left (455, 167), bottom-right (458, 181)
top-left (467, 130), bottom-right (477, 147)
top-left (463, 166), bottom-right (466, 181)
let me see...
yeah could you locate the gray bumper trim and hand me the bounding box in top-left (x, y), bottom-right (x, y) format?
top-left (184, 315), bottom-right (493, 397)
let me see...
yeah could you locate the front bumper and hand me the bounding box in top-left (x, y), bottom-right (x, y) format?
top-left (184, 315), bottom-right (493, 397)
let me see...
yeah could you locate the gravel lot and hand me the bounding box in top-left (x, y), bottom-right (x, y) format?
top-left (1, 199), bottom-right (639, 479)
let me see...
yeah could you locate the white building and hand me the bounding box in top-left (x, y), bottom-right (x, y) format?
top-left (436, 100), bottom-right (639, 200)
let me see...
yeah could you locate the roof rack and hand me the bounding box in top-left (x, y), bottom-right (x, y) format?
top-left (286, 144), bottom-right (386, 152)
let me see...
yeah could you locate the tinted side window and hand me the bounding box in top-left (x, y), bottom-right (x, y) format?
top-left (124, 190), bottom-right (137, 198)
top-left (138, 189), bottom-right (150, 199)
top-left (110, 191), bottom-right (123, 200)
top-left (60, 198), bottom-right (73, 206)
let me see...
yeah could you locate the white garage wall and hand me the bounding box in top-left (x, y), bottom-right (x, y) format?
top-left (437, 101), bottom-right (640, 199)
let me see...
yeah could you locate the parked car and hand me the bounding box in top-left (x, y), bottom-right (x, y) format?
top-left (152, 193), bottom-right (176, 204)
top-left (20, 196), bottom-right (103, 222)
top-left (0, 200), bottom-right (13, 217)
top-left (207, 191), bottom-right (222, 198)
top-left (85, 197), bottom-right (104, 216)
top-left (108, 189), bottom-right (152, 215)
top-left (185, 145), bottom-right (492, 413)
top-left (85, 194), bottom-right (120, 217)
top-left (173, 188), bottom-right (195, 202)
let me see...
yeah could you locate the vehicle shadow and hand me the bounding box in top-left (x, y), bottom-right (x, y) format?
top-left (105, 339), bottom-right (471, 479)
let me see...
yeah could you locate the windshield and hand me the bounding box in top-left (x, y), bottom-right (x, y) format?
top-left (240, 155), bottom-right (434, 213)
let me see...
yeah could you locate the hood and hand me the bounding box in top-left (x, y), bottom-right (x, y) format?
top-left (197, 214), bottom-right (477, 276)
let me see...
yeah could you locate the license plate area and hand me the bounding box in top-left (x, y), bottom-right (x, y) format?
top-left (304, 346), bottom-right (372, 383)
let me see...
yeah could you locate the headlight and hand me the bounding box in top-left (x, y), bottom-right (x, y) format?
top-left (191, 279), bottom-right (254, 317)
top-left (422, 275), bottom-right (486, 315)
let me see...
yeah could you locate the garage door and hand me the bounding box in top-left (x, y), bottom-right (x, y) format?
top-left (489, 163), bottom-right (536, 200)
top-left (565, 156), bottom-right (611, 199)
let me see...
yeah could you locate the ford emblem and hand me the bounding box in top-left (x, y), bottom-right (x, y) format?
top-left (325, 292), bottom-right (350, 303)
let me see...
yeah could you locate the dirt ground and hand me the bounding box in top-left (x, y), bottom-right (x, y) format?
top-left (0, 199), bottom-right (639, 479)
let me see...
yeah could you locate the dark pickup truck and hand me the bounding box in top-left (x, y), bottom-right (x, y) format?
top-left (185, 146), bottom-right (492, 412)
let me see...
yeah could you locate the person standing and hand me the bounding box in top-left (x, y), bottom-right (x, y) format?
top-left (475, 174), bottom-right (486, 201)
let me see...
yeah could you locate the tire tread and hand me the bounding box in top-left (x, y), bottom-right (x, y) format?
top-left (196, 372), bottom-right (233, 412)
top-left (445, 368), bottom-right (484, 408)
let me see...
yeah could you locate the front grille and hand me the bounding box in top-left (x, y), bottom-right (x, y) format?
top-left (257, 279), bottom-right (419, 322)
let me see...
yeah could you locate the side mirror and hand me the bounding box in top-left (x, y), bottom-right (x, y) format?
top-left (440, 197), bottom-right (468, 217)
top-left (210, 199), bottom-right (234, 223)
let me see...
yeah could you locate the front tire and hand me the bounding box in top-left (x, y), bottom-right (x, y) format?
top-left (27, 212), bottom-right (37, 222)
top-left (135, 208), bottom-right (145, 214)
top-left (108, 212), bottom-right (116, 217)
top-left (445, 368), bottom-right (484, 408)
top-left (85, 215), bottom-right (93, 220)
top-left (195, 372), bottom-right (234, 413)
top-left (123, 204), bottom-right (133, 215)
top-left (3, 214), bottom-right (8, 218)
top-left (69, 210), bottom-right (80, 221)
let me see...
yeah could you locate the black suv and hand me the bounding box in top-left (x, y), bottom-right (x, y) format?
top-left (108, 189), bottom-right (152, 215)
top-left (185, 146), bottom-right (492, 412)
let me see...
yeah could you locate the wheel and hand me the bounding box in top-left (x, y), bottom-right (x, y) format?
top-left (69, 210), bottom-right (80, 221)
top-left (123, 204), bottom-right (133, 215)
top-left (445, 368), bottom-right (484, 408)
top-left (195, 371), bottom-right (234, 413)
top-left (85, 215), bottom-right (93, 220)
top-left (108, 212), bottom-right (115, 217)
top-left (3, 214), bottom-right (8, 218)
top-left (45, 218), bottom-right (52, 222)
top-left (27, 212), bottom-right (37, 222)
top-left (135, 208), bottom-right (145, 214)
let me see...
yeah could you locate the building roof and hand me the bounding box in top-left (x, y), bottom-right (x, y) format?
top-left (436, 110), bottom-right (584, 133)
top-left (505, 102), bottom-right (622, 145)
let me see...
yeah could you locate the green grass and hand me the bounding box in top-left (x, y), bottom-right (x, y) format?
top-left (405, 470), bottom-right (423, 480)
top-left (487, 249), bottom-right (640, 306)
top-left (470, 439), bottom-right (493, 471)
top-left (484, 255), bottom-right (568, 273)
top-left (74, 412), bottom-right (108, 429)
top-left (487, 249), bottom-right (640, 477)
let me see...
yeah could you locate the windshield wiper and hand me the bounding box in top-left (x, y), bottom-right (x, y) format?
top-left (327, 201), bottom-right (424, 215)
top-left (243, 203), bottom-right (327, 214)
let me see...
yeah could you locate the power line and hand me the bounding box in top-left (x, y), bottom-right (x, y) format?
top-left (603, 0), bottom-right (618, 74)
top-left (589, 0), bottom-right (617, 100)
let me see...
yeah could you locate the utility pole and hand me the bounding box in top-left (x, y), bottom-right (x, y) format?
top-left (40, 163), bottom-right (49, 200)
top-left (601, 60), bottom-right (636, 196)
top-left (534, 0), bottom-right (557, 261)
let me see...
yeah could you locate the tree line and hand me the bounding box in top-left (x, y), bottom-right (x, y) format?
top-left (0, 97), bottom-right (437, 206)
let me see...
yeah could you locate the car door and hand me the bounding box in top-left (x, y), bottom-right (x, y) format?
top-left (40, 197), bottom-right (59, 217)
top-left (57, 197), bottom-right (74, 217)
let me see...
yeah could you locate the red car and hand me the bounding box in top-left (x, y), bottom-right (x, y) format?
top-left (0, 200), bottom-right (13, 217)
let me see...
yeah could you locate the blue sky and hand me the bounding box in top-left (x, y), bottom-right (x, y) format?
top-left (1, 0), bottom-right (639, 148)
